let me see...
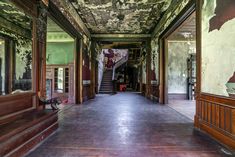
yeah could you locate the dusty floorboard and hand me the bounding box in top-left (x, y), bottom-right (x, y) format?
top-left (26, 92), bottom-right (230, 157)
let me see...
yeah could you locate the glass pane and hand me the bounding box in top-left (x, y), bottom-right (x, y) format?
top-left (57, 68), bottom-right (64, 93)
top-left (0, 0), bottom-right (33, 94)
top-left (0, 39), bottom-right (5, 95)
top-left (13, 41), bottom-right (32, 91)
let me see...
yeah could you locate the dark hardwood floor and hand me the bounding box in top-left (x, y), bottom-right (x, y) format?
top-left (26, 93), bottom-right (232, 157)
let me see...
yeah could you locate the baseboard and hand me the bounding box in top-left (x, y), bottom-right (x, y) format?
top-left (168, 93), bottom-right (187, 100)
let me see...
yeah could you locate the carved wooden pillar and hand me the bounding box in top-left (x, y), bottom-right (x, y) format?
top-left (35, 1), bottom-right (48, 107)
top-left (146, 39), bottom-right (151, 98)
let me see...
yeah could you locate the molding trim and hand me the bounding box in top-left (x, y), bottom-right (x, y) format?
top-left (92, 34), bottom-right (151, 42)
top-left (47, 32), bottom-right (74, 42)
top-left (92, 34), bottom-right (151, 38)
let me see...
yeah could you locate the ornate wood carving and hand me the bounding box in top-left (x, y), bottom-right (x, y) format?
top-left (36, 1), bottom-right (48, 43)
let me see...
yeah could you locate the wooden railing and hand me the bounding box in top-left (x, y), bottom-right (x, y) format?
top-left (111, 55), bottom-right (129, 94)
top-left (112, 55), bottom-right (129, 81)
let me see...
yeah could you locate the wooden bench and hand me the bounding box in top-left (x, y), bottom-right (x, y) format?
top-left (0, 92), bottom-right (58, 157)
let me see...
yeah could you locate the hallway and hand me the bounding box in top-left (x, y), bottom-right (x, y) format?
top-left (26, 93), bottom-right (228, 157)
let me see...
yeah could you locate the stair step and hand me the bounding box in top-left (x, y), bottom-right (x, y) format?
top-left (99, 70), bottom-right (114, 93)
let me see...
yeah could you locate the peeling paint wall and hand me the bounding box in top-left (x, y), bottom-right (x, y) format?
top-left (142, 58), bottom-right (146, 84)
top-left (151, 40), bottom-right (159, 84)
top-left (97, 51), bottom-right (104, 91)
top-left (201, 0), bottom-right (235, 97)
top-left (168, 41), bottom-right (196, 94)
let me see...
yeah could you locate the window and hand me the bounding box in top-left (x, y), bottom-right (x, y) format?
top-left (0, 38), bottom-right (5, 95)
top-left (54, 67), bottom-right (69, 93)
top-left (0, 0), bottom-right (33, 95)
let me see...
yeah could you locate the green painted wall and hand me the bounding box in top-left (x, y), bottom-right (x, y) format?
top-left (46, 42), bottom-right (74, 65)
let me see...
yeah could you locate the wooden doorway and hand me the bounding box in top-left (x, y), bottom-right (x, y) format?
top-left (45, 2), bottom-right (83, 104)
top-left (159, 2), bottom-right (196, 104)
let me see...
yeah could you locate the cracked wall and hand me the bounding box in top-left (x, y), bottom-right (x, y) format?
top-left (201, 0), bottom-right (235, 97)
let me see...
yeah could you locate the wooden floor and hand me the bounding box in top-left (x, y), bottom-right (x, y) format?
top-left (26, 93), bottom-right (231, 157)
top-left (168, 100), bottom-right (196, 120)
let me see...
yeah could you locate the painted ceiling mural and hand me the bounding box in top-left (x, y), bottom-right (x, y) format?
top-left (201, 0), bottom-right (235, 97)
top-left (69, 0), bottom-right (172, 34)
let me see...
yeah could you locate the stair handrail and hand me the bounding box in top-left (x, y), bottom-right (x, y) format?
top-left (112, 54), bottom-right (129, 81)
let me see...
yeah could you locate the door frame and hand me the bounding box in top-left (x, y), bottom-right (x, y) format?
top-left (46, 2), bottom-right (83, 104)
top-left (159, 1), bottom-right (196, 104)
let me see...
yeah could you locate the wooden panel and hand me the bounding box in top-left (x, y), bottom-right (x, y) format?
top-left (220, 106), bottom-right (225, 130)
top-left (196, 93), bottom-right (235, 149)
top-left (0, 110), bottom-right (58, 157)
top-left (215, 104), bottom-right (220, 128)
top-left (225, 107), bottom-right (231, 132)
top-left (83, 85), bottom-right (91, 102)
top-left (207, 102), bottom-right (211, 123)
top-left (151, 84), bottom-right (159, 98)
top-left (0, 92), bottom-right (35, 118)
top-left (211, 103), bottom-right (216, 126)
top-left (232, 110), bottom-right (235, 135)
top-left (142, 84), bottom-right (146, 96)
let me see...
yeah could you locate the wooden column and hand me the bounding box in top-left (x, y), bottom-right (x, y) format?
top-left (90, 41), bottom-right (96, 98)
top-left (75, 39), bottom-right (83, 104)
top-left (35, 1), bottom-right (48, 108)
top-left (140, 64), bottom-right (143, 93)
top-left (146, 39), bottom-right (151, 98)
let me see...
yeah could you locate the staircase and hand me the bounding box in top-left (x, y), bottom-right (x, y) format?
top-left (99, 54), bottom-right (129, 94)
top-left (99, 69), bottom-right (113, 94)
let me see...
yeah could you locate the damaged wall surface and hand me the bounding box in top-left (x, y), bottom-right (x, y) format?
top-left (168, 41), bottom-right (196, 94)
top-left (201, 0), bottom-right (235, 97)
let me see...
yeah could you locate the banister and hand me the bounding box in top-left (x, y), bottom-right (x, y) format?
top-left (112, 54), bottom-right (129, 81)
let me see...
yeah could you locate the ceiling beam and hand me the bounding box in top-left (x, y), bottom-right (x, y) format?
top-left (51, 0), bottom-right (91, 38)
top-left (91, 34), bottom-right (151, 42)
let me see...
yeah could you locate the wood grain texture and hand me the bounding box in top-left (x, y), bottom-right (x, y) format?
top-left (196, 93), bottom-right (235, 149)
top-left (0, 110), bottom-right (58, 157)
top-left (0, 93), bottom-right (35, 118)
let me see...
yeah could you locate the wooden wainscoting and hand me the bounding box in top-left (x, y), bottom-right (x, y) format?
top-left (195, 94), bottom-right (235, 149)
top-left (0, 92), bottom-right (35, 121)
top-left (150, 84), bottom-right (159, 102)
top-left (83, 84), bottom-right (91, 102)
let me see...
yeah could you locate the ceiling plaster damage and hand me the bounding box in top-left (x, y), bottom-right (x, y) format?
top-left (68, 0), bottom-right (172, 34)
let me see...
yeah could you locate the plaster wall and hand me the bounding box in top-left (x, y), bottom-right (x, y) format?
top-left (201, 0), bottom-right (235, 97)
top-left (46, 42), bottom-right (74, 65)
top-left (142, 59), bottom-right (146, 84)
top-left (168, 41), bottom-right (195, 94)
top-left (97, 51), bottom-right (104, 91)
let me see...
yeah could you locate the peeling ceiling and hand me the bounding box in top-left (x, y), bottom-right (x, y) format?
top-left (69, 0), bottom-right (172, 34)
top-left (0, 0), bottom-right (32, 31)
